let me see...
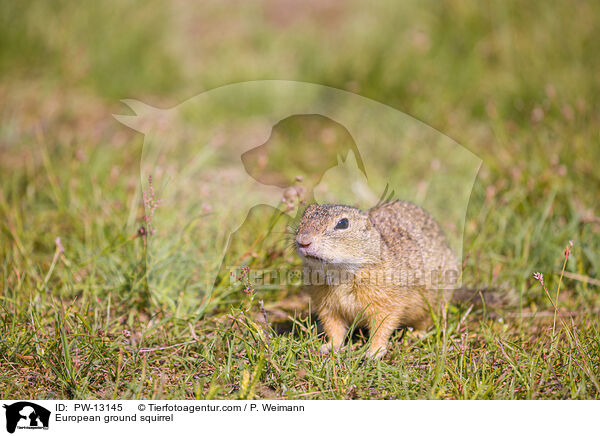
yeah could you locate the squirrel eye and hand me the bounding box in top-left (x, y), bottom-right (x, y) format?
top-left (334, 218), bottom-right (349, 230)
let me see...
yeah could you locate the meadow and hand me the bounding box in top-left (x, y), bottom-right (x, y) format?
top-left (0, 0), bottom-right (599, 399)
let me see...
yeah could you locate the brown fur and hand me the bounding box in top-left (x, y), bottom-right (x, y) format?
top-left (295, 201), bottom-right (459, 358)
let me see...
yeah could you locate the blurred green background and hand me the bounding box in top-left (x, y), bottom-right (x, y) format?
top-left (2, 0), bottom-right (598, 297)
top-left (1, 0), bottom-right (599, 399)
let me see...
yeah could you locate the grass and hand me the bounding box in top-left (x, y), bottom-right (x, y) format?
top-left (1, 0), bottom-right (599, 399)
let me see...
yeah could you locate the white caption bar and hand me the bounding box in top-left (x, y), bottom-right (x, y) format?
top-left (0, 400), bottom-right (595, 436)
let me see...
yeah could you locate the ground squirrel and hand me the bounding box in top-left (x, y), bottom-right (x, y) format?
top-left (295, 201), bottom-right (461, 359)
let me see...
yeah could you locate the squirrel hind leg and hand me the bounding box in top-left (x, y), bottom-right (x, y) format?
top-left (411, 317), bottom-right (432, 332)
top-left (403, 316), bottom-right (432, 340)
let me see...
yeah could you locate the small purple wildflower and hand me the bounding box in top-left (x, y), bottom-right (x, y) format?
top-left (55, 237), bottom-right (64, 254)
top-left (533, 272), bottom-right (544, 286)
top-left (565, 240), bottom-right (573, 258)
top-left (142, 175), bottom-right (162, 235)
top-left (237, 266), bottom-right (254, 296)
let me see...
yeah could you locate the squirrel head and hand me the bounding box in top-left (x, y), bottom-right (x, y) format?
top-left (295, 203), bottom-right (382, 269)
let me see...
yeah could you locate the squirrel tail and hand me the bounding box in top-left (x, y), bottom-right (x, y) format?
top-left (450, 286), bottom-right (518, 309)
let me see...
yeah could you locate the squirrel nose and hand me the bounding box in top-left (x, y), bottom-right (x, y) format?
top-left (296, 235), bottom-right (313, 248)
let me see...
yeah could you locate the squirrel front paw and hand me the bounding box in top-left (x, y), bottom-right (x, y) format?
top-left (366, 345), bottom-right (388, 360)
top-left (319, 342), bottom-right (346, 354)
top-left (319, 342), bottom-right (333, 353)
